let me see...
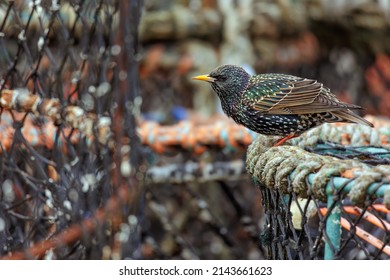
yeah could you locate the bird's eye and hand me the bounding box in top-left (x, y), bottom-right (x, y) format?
top-left (218, 75), bottom-right (227, 81)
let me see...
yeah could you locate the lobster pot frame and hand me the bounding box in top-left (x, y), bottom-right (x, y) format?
top-left (247, 121), bottom-right (390, 260)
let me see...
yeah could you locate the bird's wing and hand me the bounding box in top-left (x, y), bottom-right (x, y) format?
top-left (245, 74), bottom-right (360, 115)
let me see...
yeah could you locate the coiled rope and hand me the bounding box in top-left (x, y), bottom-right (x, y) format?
top-left (246, 121), bottom-right (390, 208)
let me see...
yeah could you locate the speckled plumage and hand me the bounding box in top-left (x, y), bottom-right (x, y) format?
top-left (193, 65), bottom-right (373, 145)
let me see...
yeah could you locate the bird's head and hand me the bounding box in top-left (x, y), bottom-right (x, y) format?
top-left (192, 65), bottom-right (250, 100)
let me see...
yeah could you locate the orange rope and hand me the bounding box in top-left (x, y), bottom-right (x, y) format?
top-left (342, 206), bottom-right (390, 231)
top-left (320, 208), bottom-right (390, 256)
top-left (1, 91), bottom-right (390, 155)
top-left (341, 217), bottom-right (390, 256)
top-left (369, 204), bottom-right (390, 214)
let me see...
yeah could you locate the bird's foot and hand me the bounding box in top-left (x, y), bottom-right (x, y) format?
top-left (273, 134), bottom-right (299, 147)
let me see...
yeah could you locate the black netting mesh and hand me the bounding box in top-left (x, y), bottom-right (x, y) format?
top-left (0, 0), bottom-right (144, 259)
top-left (247, 134), bottom-right (390, 260)
top-left (259, 186), bottom-right (390, 260)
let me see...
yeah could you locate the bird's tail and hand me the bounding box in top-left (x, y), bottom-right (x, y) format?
top-left (332, 109), bottom-right (373, 127)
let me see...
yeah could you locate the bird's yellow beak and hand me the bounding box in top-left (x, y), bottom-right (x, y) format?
top-left (192, 74), bottom-right (216, 83)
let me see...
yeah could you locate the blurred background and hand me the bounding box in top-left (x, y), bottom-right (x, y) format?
top-left (139, 0), bottom-right (390, 259)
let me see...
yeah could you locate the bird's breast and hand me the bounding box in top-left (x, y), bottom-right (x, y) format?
top-left (220, 101), bottom-right (239, 119)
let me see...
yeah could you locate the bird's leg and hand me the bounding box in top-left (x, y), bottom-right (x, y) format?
top-left (273, 133), bottom-right (299, 147)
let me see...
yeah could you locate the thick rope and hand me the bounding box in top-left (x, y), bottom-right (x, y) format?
top-left (289, 120), bottom-right (383, 148)
top-left (246, 125), bottom-right (390, 208)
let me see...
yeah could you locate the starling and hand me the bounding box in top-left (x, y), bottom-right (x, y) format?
top-left (193, 65), bottom-right (373, 146)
